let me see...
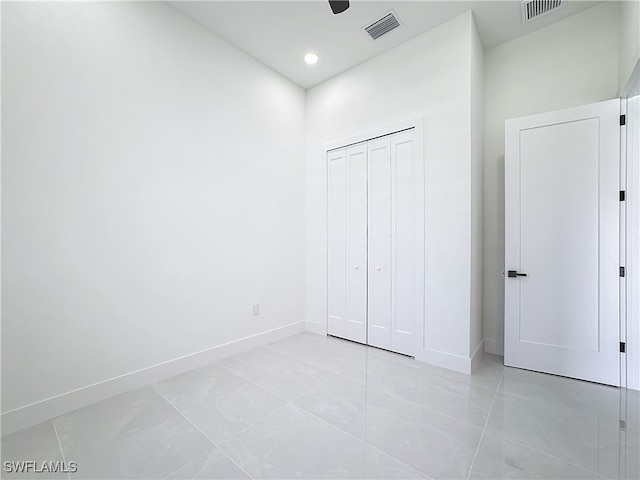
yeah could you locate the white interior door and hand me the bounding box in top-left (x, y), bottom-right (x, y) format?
top-left (505, 98), bottom-right (620, 386)
top-left (327, 143), bottom-right (368, 344)
top-left (345, 143), bottom-right (368, 344)
top-left (327, 148), bottom-right (346, 339)
top-left (327, 127), bottom-right (420, 355)
top-left (366, 131), bottom-right (417, 356)
top-left (367, 136), bottom-right (392, 351)
top-left (390, 130), bottom-right (417, 355)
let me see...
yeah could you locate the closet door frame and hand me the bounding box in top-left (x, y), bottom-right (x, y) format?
top-left (324, 117), bottom-right (425, 353)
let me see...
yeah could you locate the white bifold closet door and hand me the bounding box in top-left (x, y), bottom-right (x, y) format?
top-left (327, 129), bottom-right (419, 356)
top-left (328, 143), bottom-right (368, 344)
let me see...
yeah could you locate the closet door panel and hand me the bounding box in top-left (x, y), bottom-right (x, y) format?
top-left (391, 131), bottom-right (416, 355)
top-left (345, 143), bottom-right (368, 344)
top-left (367, 137), bottom-right (392, 350)
top-left (327, 149), bottom-right (347, 338)
top-left (326, 128), bottom-right (420, 354)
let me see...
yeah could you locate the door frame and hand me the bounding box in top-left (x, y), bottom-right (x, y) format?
top-left (323, 117), bottom-right (425, 355)
top-left (622, 59), bottom-right (640, 390)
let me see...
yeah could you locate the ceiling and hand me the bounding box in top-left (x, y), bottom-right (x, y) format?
top-left (168, 1), bottom-right (601, 89)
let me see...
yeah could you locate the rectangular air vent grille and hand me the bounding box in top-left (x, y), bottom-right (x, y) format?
top-left (521, 0), bottom-right (567, 23)
top-left (364, 12), bottom-right (401, 40)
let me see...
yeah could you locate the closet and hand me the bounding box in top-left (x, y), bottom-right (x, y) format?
top-left (327, 128), bottom-right (423, 356)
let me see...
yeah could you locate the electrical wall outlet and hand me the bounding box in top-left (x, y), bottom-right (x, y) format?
top-left (253, 304), bottom-right (260, 316)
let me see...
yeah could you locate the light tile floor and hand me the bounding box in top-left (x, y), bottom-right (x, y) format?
top-left (2, 332), bottom-right (639, 479)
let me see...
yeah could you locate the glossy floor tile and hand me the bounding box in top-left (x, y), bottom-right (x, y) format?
top-left (53, 387), bottom-right (213, 479)
top-left (154, 364), bottom-right (286, 444)
top-left (2, 332), bottom-right (638, 479)
top-left (219, 403), bottom-right (425, 479)
top-left (358, 386), bottom-right (482, 479)
top-left (165, 447), bottom-right (250, 479)
top-left (218, 347), bottom-right (334, 401)
top-left (486, 372), bottom-right (624, 479)
top-left (468, 433), bottom-right (597, 479)
top-left (293, 371), bottom-right (483, 478)
top-left (361, 357), bottom-right (496, 428)
top-left (1, 421), bottom-right (67, 480)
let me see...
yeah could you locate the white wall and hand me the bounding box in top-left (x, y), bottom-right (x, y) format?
top-left (1, 1), bottom-right (306, 432)
top-left (619, 0), bottom-right (640, 94)
top-left (305, 12), bottom-right (482, 372)
top-left (470, 15), bottom-right (484, 359)
top-left (482, 2), bottom-right (620, 356)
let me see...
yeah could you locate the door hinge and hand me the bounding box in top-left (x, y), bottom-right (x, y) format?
top-left (620, 266), bottom-right (626, 277)
top-left (620, 342), bottom-right (626, 353)
top-left (620, 191), bottom-right (626, 201)
top-left (620, 114), bottom-right (626, 126)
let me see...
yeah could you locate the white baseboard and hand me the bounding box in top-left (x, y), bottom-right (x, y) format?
top-left (304, 321), bottom-right (325, 336)
top-left (484, 338), bottom-right (504, 356)
top-left (1, 321), bottom-right (304, 436)
top-left (415, 348), bottom-right (473, 375)
top-left (470, 340), bottom-right (485, 373)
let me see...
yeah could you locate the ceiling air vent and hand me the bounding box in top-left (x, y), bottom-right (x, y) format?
top-left (364, 11), bottom-right (401, 40)
top-left (521, 0), bottom-right (567, 23)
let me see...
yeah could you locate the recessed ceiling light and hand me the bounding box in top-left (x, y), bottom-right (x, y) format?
top-left (304, 52), bottom-right (319, 65)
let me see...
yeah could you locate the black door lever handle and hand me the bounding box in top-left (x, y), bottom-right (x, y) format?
top-left (507, 270), bottom-right (527, 278)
